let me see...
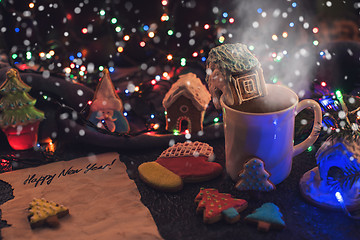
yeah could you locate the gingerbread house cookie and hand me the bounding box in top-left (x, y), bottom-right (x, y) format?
top-left (162, 73), bottom-right (211, 133)
top-left (205, 43), bottom-right (267, 109)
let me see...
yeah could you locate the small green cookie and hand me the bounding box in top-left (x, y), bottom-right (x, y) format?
top-left (138, 162), bottom-right (183, 192)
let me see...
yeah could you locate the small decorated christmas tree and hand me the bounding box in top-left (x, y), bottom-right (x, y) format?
top-left (0, 68), bottom-right (44, 150)
top-left (235, 158), bottom-right (275, 192)
top-left (245, 203), bottom-right (285, 232)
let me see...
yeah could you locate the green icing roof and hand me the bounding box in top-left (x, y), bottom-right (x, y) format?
top-left (207, 43), bottom-right (260, 73)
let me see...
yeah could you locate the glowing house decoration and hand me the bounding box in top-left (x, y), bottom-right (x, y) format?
top-left (162, 73), bottom-right (211, 133)
top-left (299, 137), bottom-right (360, 210)
top-left (0, 69), bottom-right (45, 150)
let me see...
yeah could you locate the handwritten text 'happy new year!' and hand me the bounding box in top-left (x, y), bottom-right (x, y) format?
top-left (23, 159), bottom-right (117, 187)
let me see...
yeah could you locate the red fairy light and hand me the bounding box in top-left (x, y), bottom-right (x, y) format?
top-left (0, 158), bottom-right (12, 172)
top-left (66, 13), bottom-right (72, 20)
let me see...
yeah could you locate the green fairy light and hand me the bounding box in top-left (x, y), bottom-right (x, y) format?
top-left (99, 66), bottom-right (104, 71)
top-left (111, 18), bottom-right (117, 24)
top-left (271, 76), bottom-right (278, 83)
top-left (26, 51), bottom-right (32, 60)
top-left (115, 26), bottom-right (122, 32)
top-left (167, 29), bottom-right (174, 36)
top-left (11, 53), bottom-right (18, 59)
top-left (173, 130), bottom-right (179, 135)
top-left (307, 146), bottom-right (313, 152)
top-left (99, 10), bottom-right (106, 16)
top-left (213, 117), bottom-right (219, 123)
top-left (180, 58), bottom-right (186, 67)
top-left (274, 56), bottom-right (282, 62)
top-left (221, 18), bottom-right (226, 24)
top-left (335, 90), bottom-right (343, 100)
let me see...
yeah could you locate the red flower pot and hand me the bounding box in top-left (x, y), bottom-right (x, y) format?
top-left (2, 121), bottom-right (40, 150)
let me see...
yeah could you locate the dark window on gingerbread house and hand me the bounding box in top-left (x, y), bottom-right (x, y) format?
top-left (243, 79), bottom-right (255, 94)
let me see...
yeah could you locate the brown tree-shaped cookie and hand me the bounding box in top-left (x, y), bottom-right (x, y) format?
top-left (235, 158), bottom-right (275, 192)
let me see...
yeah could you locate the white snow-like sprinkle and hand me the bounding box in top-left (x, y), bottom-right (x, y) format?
top-left (79, 129), bottom-right (85, 136)
top-left (77, 89), bottom-right (84, 96)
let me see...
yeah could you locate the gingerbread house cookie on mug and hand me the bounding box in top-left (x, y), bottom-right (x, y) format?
top-left (205, 43), bottom-right (267, 109)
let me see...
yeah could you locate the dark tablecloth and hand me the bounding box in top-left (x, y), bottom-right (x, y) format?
top-left (1, 138), bottom-right (360, 240)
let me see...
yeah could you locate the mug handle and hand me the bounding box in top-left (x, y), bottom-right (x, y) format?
top-left (293, 99), bottom-right (322, 156)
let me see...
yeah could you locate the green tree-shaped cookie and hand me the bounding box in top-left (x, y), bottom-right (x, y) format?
top-left (245, 202), bottom-right (285, 231)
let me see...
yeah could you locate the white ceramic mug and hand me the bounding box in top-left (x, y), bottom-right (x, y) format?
top-left (221, 84), bottom-right (322, 185)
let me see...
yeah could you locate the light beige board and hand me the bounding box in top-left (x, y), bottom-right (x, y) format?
top-left (0, 152), bottom-right (162, 240)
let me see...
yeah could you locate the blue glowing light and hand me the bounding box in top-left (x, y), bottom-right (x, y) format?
top-left (77, 52), bottom-right (82, 58)
top-left (201, 57), bottom-right (206, 62)
top-left (289, 22), bottom-right (295, 27)
top-left (257, 8), bottom-right (262, 13)
top-left (143, 25), bottom-right (149, 31)
top-left (69, 55), bottom-right (75, 61)
top-left (123, 112), bottom-right (128, 116)
top-left (222, 12), bottom-right (228, 18)
top-left (319, 51), bottom-right (325, 56)
top-left (125, 89), bottom-right (129, 94)
top-left (150, 114), bottom-right (155, 119)
top-left (15, 27), bottom-right (20, 32)
top-left (292, 2), bottom-right (297, 8)
top-left (109, 67), bottom-right (115, 72)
